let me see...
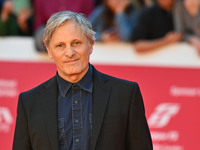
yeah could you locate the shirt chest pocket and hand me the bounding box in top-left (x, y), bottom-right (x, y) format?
top-left (57, 118), bottom-right (66, 145)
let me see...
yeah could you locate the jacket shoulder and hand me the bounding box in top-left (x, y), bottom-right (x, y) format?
top-left (20, 76), bottom-right (57, 98)
top-left (93, 67), bottom-right (139, 88)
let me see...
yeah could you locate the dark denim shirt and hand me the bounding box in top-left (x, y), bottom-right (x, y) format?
top-left (57, 65), bottom-right (93, 150)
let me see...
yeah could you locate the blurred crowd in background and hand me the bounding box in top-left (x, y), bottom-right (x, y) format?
top-left (0, 0), bottom-right (200, 54)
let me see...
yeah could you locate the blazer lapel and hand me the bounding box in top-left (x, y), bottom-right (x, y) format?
top-left (92, 67), bottom-right (111, 150)
top-left (40, 76), bottom-right (59, 150)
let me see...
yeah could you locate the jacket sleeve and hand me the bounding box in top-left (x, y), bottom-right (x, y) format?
top-left (12, 93), bottom-right (32, 150)
top-left (127, 83), bottom-right (153, 150)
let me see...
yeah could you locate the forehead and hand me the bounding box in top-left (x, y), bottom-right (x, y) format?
top-left (51, 20), bottom-right (87, 42)
top-left (55, 20), bottom-right (82, 35)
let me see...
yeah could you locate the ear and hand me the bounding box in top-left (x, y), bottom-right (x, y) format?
top-left (45, 44), bottom-right (53, 60)
top-left (89, 41), bottom-right (93, 55)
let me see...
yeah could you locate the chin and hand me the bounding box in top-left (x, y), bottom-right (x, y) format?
top-left (65, 70), bottom-right (80, 76)
top-left (66, 66), bottom-right (84, 74)
top-left (62, 65), bottom-right (88, 76)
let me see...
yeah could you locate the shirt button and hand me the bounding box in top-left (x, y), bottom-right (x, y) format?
top-left (75, 120), bottom-right (79, 123)
top-left (76, 138), bottom-right (79, 142)
top-left (74, 100), bottom-right (78, 104)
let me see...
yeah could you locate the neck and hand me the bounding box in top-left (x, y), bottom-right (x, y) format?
top-left (64, 74), bottom-right (84, 83)
top-left (58, 66), bottom-right (89, 83)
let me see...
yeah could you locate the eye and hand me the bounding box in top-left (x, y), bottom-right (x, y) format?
top-left (75, 41), bottom-right (80, 45)
top-left (56, 44), bottom-right (63, 47)
top-left (72, 41), bottom-right (81, 47)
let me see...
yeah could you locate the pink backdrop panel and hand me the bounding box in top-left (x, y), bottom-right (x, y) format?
top-left (0, 61), bottom-right (199, 150)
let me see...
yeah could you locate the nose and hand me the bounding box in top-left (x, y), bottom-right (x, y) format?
top-left (64, 45), bottom-right (75, 58)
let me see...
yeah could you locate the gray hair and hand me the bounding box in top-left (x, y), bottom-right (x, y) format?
top-left (43, 10), bottom-right (96, 47)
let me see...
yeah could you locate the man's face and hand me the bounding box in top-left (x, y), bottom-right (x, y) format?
top-left (46, 20), bottom-right (93, 82)
top-left (158, 0), bottom-right (175, 11)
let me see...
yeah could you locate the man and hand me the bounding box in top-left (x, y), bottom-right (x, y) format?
top-left (12, 11), bottom-right (153, 150)
top-left (132, 0), bottom-right (183, 52)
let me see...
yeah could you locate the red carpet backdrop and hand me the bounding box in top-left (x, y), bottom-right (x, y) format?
top-left (0, 61), bottom-right (200, 150)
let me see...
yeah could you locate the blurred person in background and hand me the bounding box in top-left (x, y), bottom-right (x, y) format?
top-left (89, 0), bottom-right (141, 42)
top-left (133, 0), bottom-right (155, 7)
top-left (0, 0), bottom-right (5, 12)
top-left (33, 0), bottom-right (95, 52)
top-left (132, 0), bottom-right (183, 52)
top-left (174, 0), bottom-right (200, 55)
top-left (95, 0), bottom-right (103, 6)
top-left (0, 0), bottom-right (33, 36)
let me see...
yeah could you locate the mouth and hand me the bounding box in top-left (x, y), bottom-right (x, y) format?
top-left (65, 59), bottom-right (79, 63)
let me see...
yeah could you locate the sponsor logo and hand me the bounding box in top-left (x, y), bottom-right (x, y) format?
top-left (0, 107), bottom-right (13, 133)
top-left (151, 131), bottom-right (179, 142)
top-left (153, 143), bottom-right (183, 150)
top-left (148, 103), bottom-right (183, 150)
top-left (170, 85), bottom-right (200, 97)
top-left (148, 103), bottom-right (180, 128)
top-left (0, 79), bottom-right (18, 98)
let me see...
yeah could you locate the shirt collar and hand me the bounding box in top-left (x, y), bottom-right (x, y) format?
top-left (57, 64), bottom-right (93, 97)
